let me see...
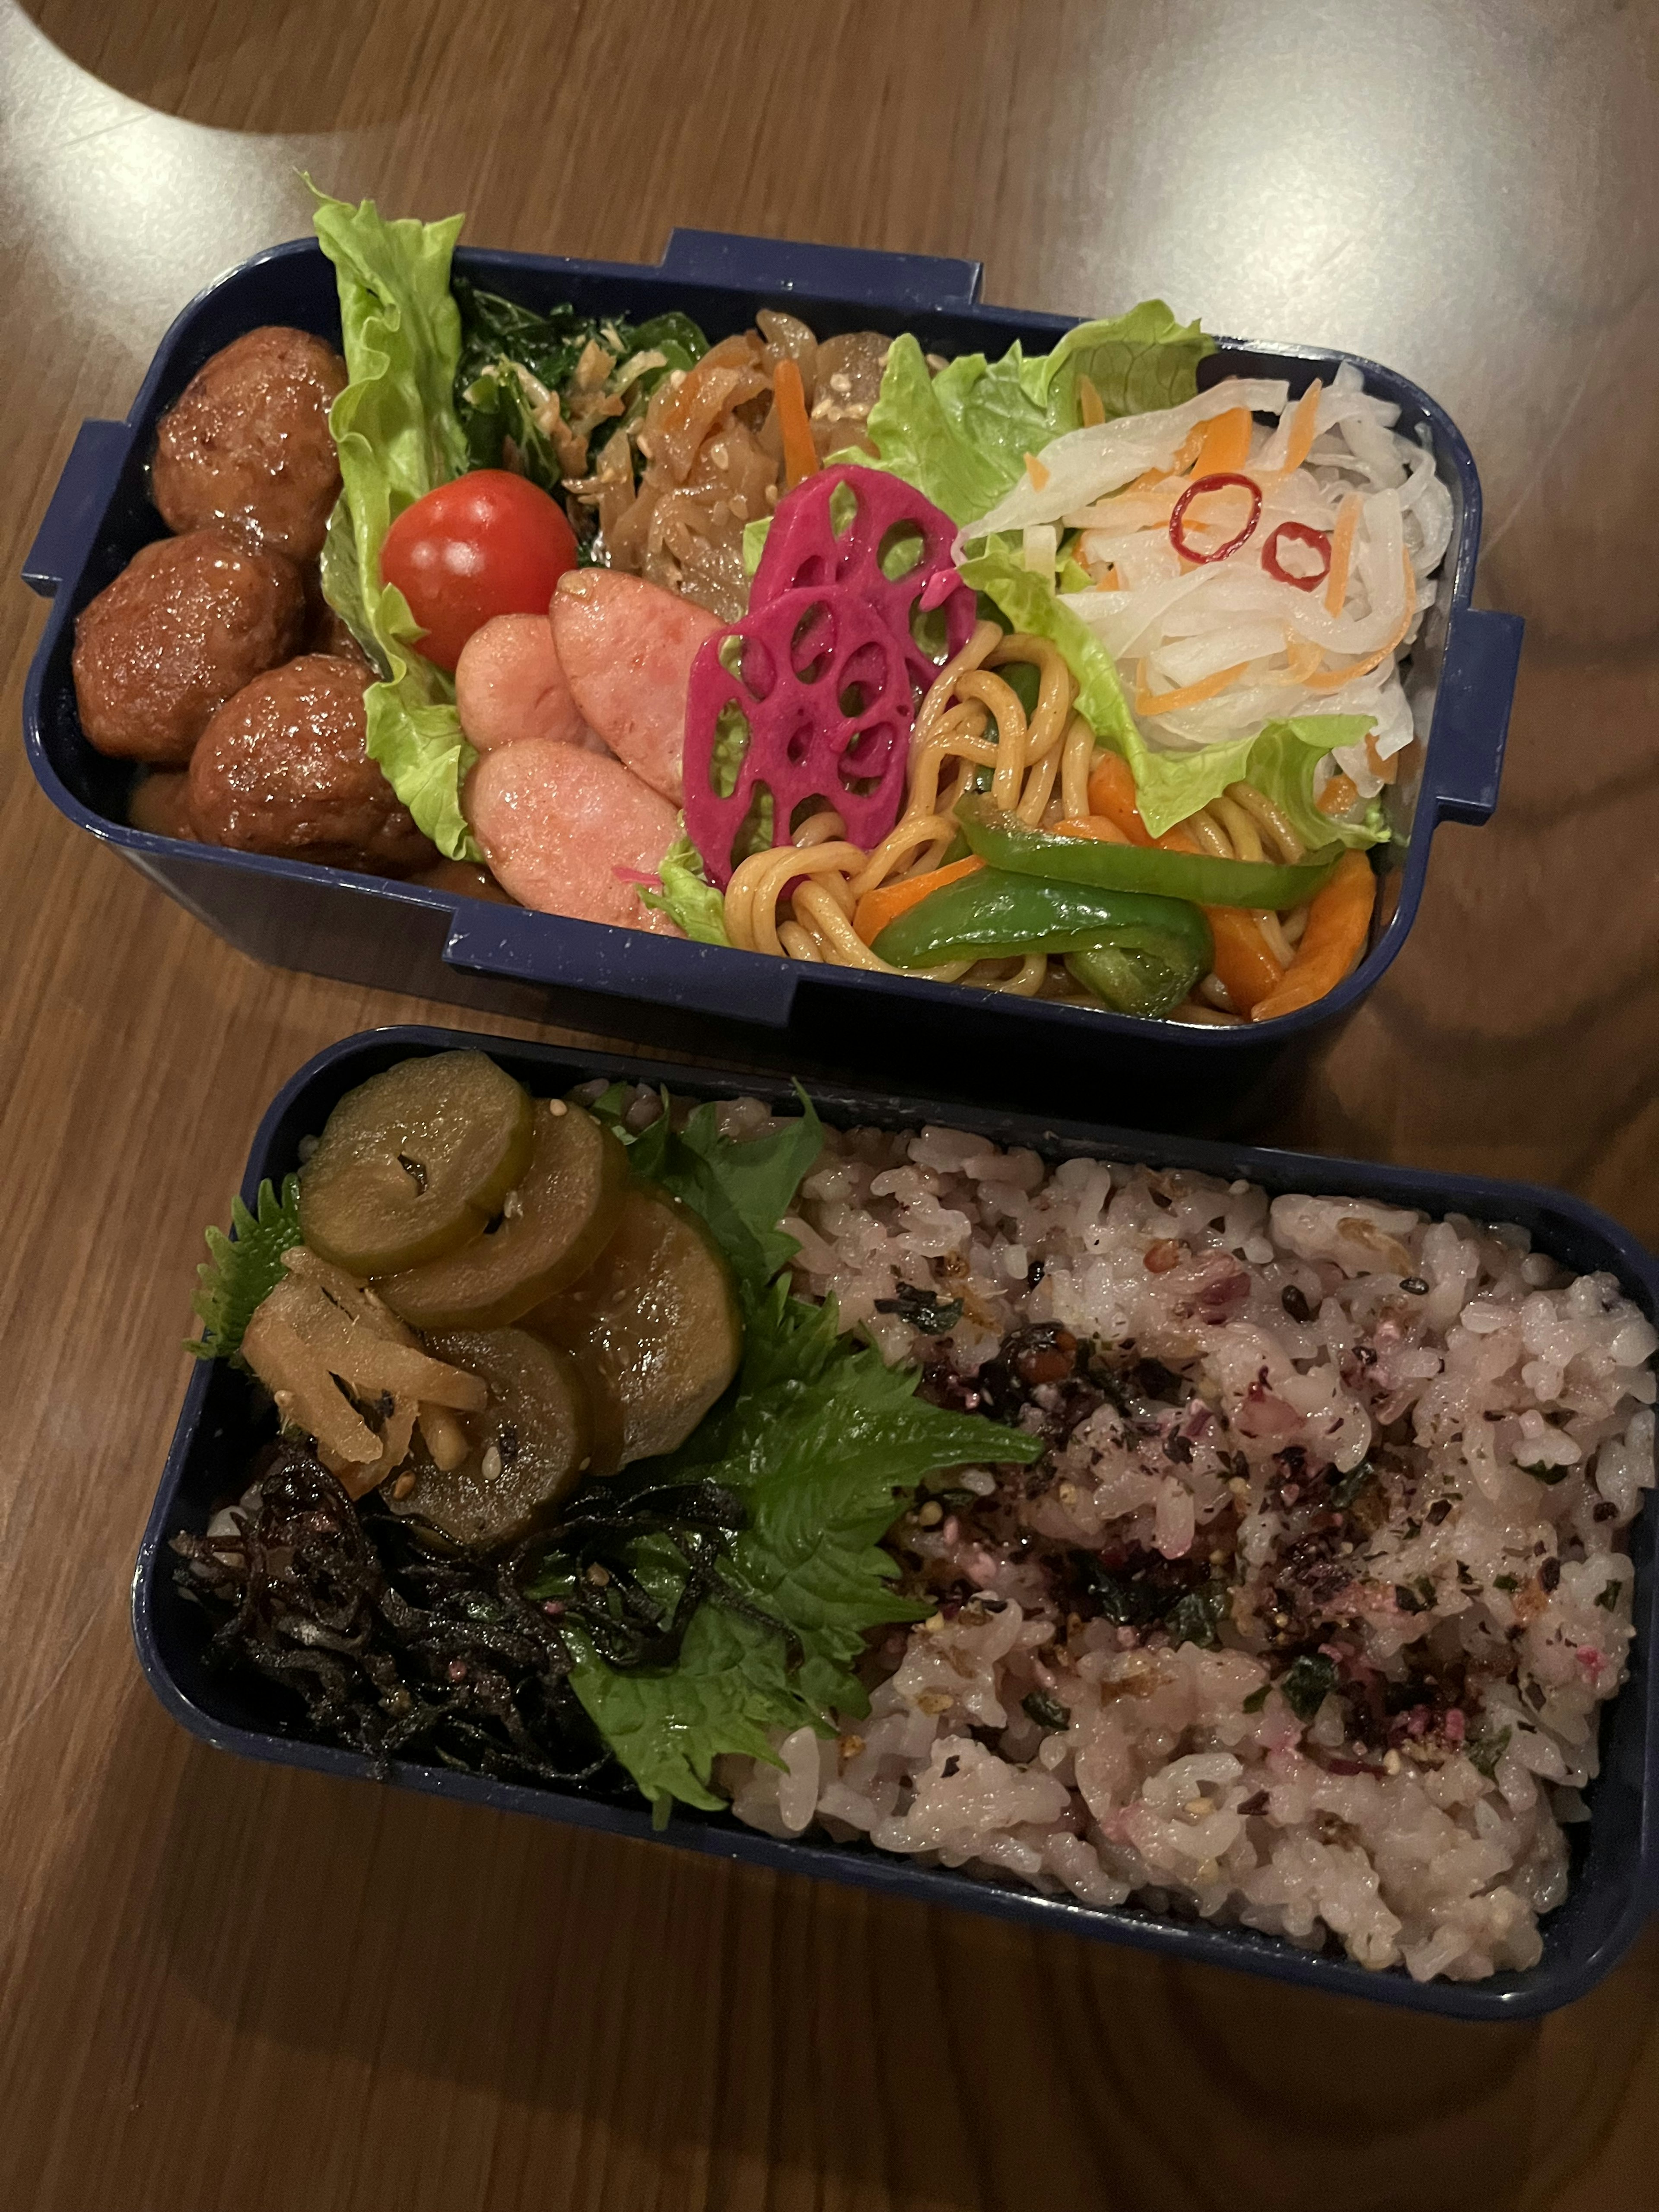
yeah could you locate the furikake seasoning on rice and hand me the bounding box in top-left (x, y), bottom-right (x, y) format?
top-left (720, 1102), bottom-right (1656, 1983)
top-left (177, 1059), bottom-right (1655, 1986)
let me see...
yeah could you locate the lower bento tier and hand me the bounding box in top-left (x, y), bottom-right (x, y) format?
top-left (172, 1054), bottom-right (1655, 1988)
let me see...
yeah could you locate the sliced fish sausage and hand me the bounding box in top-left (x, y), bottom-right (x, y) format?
top-left (467, 741), bottom-right (683, 934)
top-left (454, 613), bottom-right (599, 754)
top-left (550, 570), bottom-right (722, 804)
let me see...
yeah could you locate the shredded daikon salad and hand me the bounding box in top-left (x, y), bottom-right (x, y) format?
top-left (969, 363), bottom-right (1454, 801)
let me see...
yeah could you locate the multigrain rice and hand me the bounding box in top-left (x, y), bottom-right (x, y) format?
top-left (705, 1103), bottom-right (1656, 1984)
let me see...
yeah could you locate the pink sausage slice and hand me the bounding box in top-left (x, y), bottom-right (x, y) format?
top-left (467, 740), bottom-right (683, 934)
top-left (551, 571), bottom-right (722, 804)
top-left (454, 612), bottom-right (600, 754)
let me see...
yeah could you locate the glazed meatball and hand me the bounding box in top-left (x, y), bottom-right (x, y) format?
top-left (188, 654), bottom-right (436, 875)
top-left (151, 326), bottom-right (347, 562)
top-left (72, 529), bottom-right (304, 763)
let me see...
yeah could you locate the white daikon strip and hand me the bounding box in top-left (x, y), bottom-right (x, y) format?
top-left (961, 376), bottom-right (1290, 543)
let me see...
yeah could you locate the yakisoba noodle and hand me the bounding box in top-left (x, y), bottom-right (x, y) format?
top-left (723, 623), bottom-right (1322, 1016)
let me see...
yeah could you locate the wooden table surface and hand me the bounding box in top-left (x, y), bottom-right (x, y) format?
top-left (4, 2), bottom-right (1658, 2205)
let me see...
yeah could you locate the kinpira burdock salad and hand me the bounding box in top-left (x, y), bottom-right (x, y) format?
top-left (79, 188), bottom-right (1456, 1027)
top-left (177, 1050), bottom-right (1656, 1982)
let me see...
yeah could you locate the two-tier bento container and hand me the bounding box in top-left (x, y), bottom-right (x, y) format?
top-left (133, 1026), bottom-right (1659, 2021)
top-left (24, 229), bottom-right (1522, 1121)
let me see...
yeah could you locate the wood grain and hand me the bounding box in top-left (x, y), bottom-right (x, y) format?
top-left (3, 1), bottom-right (1657, 2205)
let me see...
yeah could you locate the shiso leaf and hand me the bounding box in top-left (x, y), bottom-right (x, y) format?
top-left (1278, 1652), bottom-right (1340, 1723)
top-left (585, 1087), bottom-right (824, 1295)
top-left (186, 1175), bottom-right (303, 1364)
top-left (542, 1276), bottom-right (1042, 1812)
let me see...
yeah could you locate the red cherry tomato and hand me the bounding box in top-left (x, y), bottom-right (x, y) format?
top-left (380, 470), bottom-right (579, 671)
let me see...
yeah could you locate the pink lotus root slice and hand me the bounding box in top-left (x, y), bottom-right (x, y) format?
top-left (750, 464), bottom-right (976, 698)
top-left (683, 585), bottom-right (915, 887)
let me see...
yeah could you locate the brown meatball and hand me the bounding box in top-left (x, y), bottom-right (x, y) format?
top-left (188, 654), bottom-right (436, 875)
top-left (73, 530), bottom-right (304, 763)
top-left (151, 326), bottom-right (347, 562)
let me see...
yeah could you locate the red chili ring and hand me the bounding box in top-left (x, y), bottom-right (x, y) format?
top-left (1168, 471), bottom-right (1262, 564)
top-left (1262, 519), bottom-right (1333, 592)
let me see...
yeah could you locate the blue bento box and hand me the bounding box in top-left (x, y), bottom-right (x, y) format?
top-left (132, 1025), bottom-right (1657, 2021)
top-left (24, 231), bottom-right (1522, 1122)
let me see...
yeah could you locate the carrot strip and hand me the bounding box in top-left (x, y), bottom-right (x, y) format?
top-left (1189, 407), bottom-right (1252, 477)
top-left (1318, 772), bottom-right (1360, 817)
top-left (773, 358), bottom-right (819, 490)
top-left (1364, 732), bottom-right (1401, 785)
top-left (1135, 659), bottom-right (1250, 716)
top-left (1086, 752), bottom-right (1155, 845)
top-left (1285, 636), bottom-right (1324, 684)
top-left (1081, 754), bottom-right (1281, 1004)
top-left (1077, 374), bottom-right (1106, 428)
top-left (1299, 548), bottom-right (1417, 692)
top-left (1324, 490), bottom-right (1362, 614)
top-left (1249, 850), bottom-right (1375, 1022)
top-left (1052, 814), bottom-right (1131, 845)
top-left (853, 855), bottom-right (983, 945)
top-left (1268, 380), bottom-right (1322, 477)
top-left (1206, 907), bottom-right (1287, 1015)
top-left (1024, 452), bottom-right (1052, 491)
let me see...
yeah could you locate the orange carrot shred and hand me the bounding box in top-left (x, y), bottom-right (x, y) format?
top-left (1249, 850), bottom-right (1375, 1022)
top-left (1135, 659), bottom-right (1251, 716)
top-left (1318, 772), bottom-right (1360, 817)
top-left (1024, 452), bottom-right (1052, 491)
top-left (1077, 374), bottom-right (1106, 429)
top-left (1299, 548), bottom-right (1417, 692)
top-left (1189, 407), bottom-right (1252, 477)
top-left (854, 856), bottom-right (983, 946)
top-left (1086, 752), bottom-right (1155, 845)
top-left (773, 358), bottom-right (819, 491)
top-left (1324, 490), bottom-right (1362, 615)
top-left (1206, 908), bottom-right (1287, 1015)
top-left (1269, 380), bottom-right (1323, 477)
top-left (1364, 732), bottom-right (1401, 785)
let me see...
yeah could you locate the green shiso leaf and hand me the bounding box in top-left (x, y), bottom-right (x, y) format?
top-left (185, 1175), bottom-right (303, 1364)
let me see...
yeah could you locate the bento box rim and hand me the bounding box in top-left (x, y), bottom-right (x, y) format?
top-left (23, 228), bottom-right (1512, 1058)
top-left (132, 1023), bottom-right (1659, 2023)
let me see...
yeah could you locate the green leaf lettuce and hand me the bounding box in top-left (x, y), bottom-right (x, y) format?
top-left (311, 184), bottom-right (480, 859)
top-left (638, 830), bottom-right (731, 945)
top-left (862, 302), bottom-right (1214, 525)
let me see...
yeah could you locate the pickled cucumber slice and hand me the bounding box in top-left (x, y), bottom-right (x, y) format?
top-left (531, 1182), bottom-right (743, 1473)
top-left (375, 1100), bottom-right (629, 1329)
top-left (298, 1051), bottom-right (534, 1276)
top-left (386, 1328), bottom-right (591, 1548)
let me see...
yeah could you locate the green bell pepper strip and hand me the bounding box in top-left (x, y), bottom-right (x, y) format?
top-left (871, 868), bottom-right (1212, 1019)
top-left (953, 794), bottom-right (1341, 909)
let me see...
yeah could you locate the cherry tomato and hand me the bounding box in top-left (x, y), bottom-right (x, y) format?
top-left (381, 470), bottom-right (579, 671)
